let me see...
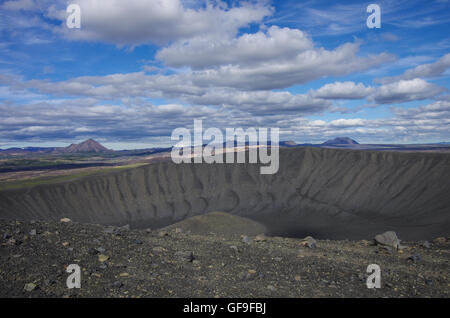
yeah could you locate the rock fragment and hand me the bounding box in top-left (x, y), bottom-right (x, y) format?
top-left (418, 240), bottom-right (430, 249)
top-left (433, 237), bottom-right (446, 244)
top-left (407, 254), bottom-right (422, 263)
top-left (300, 236), bottom-right (317, 248)
top-left (267, 285), bottom-right (276, 292)
top-left (98, 254), bottom-right (109, 262)
top-left (24, 283), bottom-right (37, 292)
top-left (96, 247), bottom-right (106, 254)
top-left (374, 231), bottom-right (402, 250)
top-left (158, 231), bottom-right (169, 237)
top-left (174, 251), bottom-right (194, 262)
top-left (254, 234), bottom-right (267, 242)
top-left (112, 281), bottom-right (123, 289)
top-left (239, 270), bottom-right (258, 281)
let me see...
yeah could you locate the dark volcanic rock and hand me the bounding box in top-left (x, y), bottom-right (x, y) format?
top-left (374, 231), bottom-right (401, 250)
top-left (0, 219), bottom-right (449, 298)
top-left (174, 251), bottom-right (194, 262)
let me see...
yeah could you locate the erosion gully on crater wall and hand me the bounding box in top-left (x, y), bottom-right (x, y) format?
top-left (0, 147), bottom-right (449, 240)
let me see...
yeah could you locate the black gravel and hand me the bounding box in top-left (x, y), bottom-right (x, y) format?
top-left (0, 219), bottom-right (449, 298)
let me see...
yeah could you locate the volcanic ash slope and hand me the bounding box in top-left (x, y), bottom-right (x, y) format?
top-left (0, 147), bottom-right (449, 240)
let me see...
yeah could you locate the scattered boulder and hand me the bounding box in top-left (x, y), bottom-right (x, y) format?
top-left (103, 226), bottom-right (117, 234)
top-left (254, 234), bottom-right (267, 242)
top-left (23, 283), bottom-right (37, 292)
top-left (6, 238), bottom-right (21, 246)
top-left (95, 247), bottom-right (106, 254)
top-left (374, 231), bottom-right (402, 250)
top-left (242, 236), bottom-right (252, 244)
top-left (98, 254), bottom-right (109, 262)
top-left (174, 251), bottom-right (194, 262)
top-left (112, 281), bottom-right (123, 289)
top-left (418, 240), bottom-right (431, 249)
top-left (239, 269), bottom-right (258, 281)
top-left (433, 237), bottom-right (446, 244)
top-left (407, 254), bottom-right (422, 263)
top-left (267, 285), bottom-right (276, 292)
top-left (158, 231), bottom-right (169, 237)
top-left (300, 236), bottom-right (317, 249)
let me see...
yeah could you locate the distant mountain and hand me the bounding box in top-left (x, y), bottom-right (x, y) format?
top-left (279, 140), bottom-right (298, 147)
top-left (322, 137), bottom-right (359, 145)
top-left (24, 147), bottom-right (57, 152)
top-left (62, 139), bottom-right (111, 153)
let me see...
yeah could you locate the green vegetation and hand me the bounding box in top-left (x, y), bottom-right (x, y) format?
top-left (0, 163), bottom-right (147, 191)
top-left (0, 158), bottom-right (75, 169)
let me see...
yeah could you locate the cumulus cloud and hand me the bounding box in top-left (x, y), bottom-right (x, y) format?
top-left (49, 0), bottom-right (272, 46)
top-left (371, 78), bottom-right (445, 104)
top-left (377, 53), bottom-right (450, 84)
top-left (186, 89), bottom-right (331, 115)
top-left (0, 1), bottom-right (447, 146)
top-left (0, 99), bottom-right (228, 143)
top-left (190, 43), bottom-right (393, 90)
top-left (279, 103), bottom-right (450, 144)
top-left (391, 100), bottom-right (450, 119)
top-left (329, 118), bottom-right (367, 127)
top-left (157, 26), bottom-right (313, 69)
top-left (1, 96), bottom-right (449, 145)
top-left (310, 81), bottom-right (373, 99)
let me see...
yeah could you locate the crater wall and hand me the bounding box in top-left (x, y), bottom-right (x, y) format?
top-left (1, 147), bottom-right (449, 239)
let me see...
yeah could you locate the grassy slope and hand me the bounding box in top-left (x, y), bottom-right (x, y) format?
top-left (0, 163), bottom-right (147, 191)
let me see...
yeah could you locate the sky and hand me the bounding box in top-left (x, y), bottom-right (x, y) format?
top-left (0, 0), bottom-right (449, 150)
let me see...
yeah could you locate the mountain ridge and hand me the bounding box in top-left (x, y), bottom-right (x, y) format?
top-left (322, 137), bottom-right (359, 145)
top-left (61, 139), bottom-right (111, 153)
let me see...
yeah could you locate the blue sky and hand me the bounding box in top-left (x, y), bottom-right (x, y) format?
top-left (0, 0), bottom-right (449, 149)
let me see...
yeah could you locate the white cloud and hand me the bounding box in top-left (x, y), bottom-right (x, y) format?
top-left (377, 53), bottom-right (450, 84)
top-left (330, 118), bottom-right (367, 127)
top-left (50, 0), bottom-right (272, 46)
top-left (190, 42), bottom-right (393, 90)
top-left (310, 81), bottom-right (373, 99)
top-left (157, 25), bottom-right (313, 69)
top-left (186, 89), bottom-right (331, 115)
top-left (392, 100), bottom-right (450, 119)
top-left (371, 78), bottom-right (444, 104)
